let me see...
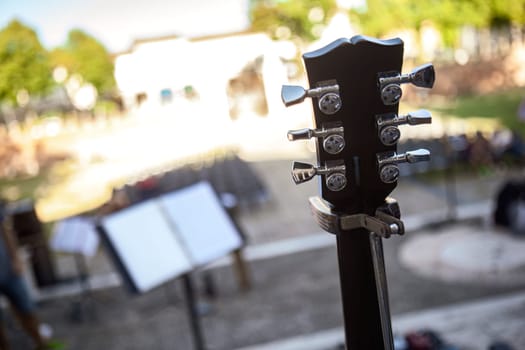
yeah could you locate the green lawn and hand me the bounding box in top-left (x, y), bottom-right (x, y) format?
top-left (430, 88), bottom-right (525, 134)
top-left (0, 172), bottom-right (47, 202)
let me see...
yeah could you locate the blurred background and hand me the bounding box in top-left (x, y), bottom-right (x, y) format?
top-left (0, 0), bottom-right (524, 349)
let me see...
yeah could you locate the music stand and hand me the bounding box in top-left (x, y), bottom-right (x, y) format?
top-left (98, 182), bottom-right (243, 350)
top-left (50, 216), bottom-right (100, 322)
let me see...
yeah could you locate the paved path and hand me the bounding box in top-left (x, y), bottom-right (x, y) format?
top-left (237, 291), bottom-right (525, 350)
top-left (19, 216), bottom-right (525, 350)
top-left (5, 160), bottom-right (525, 350)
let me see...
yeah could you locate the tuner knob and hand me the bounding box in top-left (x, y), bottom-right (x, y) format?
top-left (379, 64), bottom-right (435, 105)
top-left (287, 126), bottom-right (345, 155)
top-left (323, 134), bottom-right (345, 155)
top-left (287, 128), bottom-right (316, 141)
top-left (281, 83), bottom-right (341, 115)
top-left (380, 84), bottom-right (403, 105)
top-left (405, 109), bottom-right (432, 125)
top-left (377, 149), bottom-right (431, 183)
top-left (376, 110), bottom-right (432, 146)
top-left (292, 162), bottom-right (347, 191)
top-left (379, 126), bottom-right (401, 146)
top-left (318, 92), bottom-right (341, 115)
top-left (376, 110), bottom-right (432, 128)
top-left (379, 63), bottom-right (435, 89)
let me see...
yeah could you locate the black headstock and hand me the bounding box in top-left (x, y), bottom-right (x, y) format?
top-left (281, 36), bottom-right (436, 349)
top-left (283, 36), bottom-right (434, 215)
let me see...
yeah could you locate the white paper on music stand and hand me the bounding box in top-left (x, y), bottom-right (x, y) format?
top-left (159, 181), bottom-right (242, 266)
top-left (100, 201), bottom-right (192, 293)
top-left (51, 216), bottom-right (100, 257)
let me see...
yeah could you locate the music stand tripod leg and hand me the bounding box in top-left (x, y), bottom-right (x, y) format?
top-left (182, 273), bottom-right (206, 350)
top-left (369, 233), bottom-right (394, 350)
top-left (69, 253), bottom-right (96, 323)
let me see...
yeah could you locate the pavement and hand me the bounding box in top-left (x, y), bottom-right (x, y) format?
top-left (3, 159), bottom-right (525, 350)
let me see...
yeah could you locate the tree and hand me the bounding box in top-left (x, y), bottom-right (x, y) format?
top-left (251, 0), bottom-right (337, 41)
top-left (0, 20), bottom-right (53, 105)
top-left (51, 30), bottom-right (115, 95)
top-left (350, 0), bottom-right (525, 47)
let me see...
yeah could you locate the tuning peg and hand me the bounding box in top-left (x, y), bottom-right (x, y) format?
top-left (292, 161), bottom-right (347, 191)
top-left (378, 126), bottom-right (402, 146)
top-left (377, 149), bottom-right (430, 183)
top-left (287, 126), bottom-right (345, 155)
top-left (378, 148), bottom-right (430, 165)
top-left (379, 63), bottom-right (435, 88)
top-left (379, 63), bottom-right (435, 105)
top-left (281, 83), bottom-right (341, 115)
top-left (405, 109), bottom-right (432, 124)
top-left (376, 110), bottom-right (432, 146)
top-left (376, 110), bottom-right (432, 128)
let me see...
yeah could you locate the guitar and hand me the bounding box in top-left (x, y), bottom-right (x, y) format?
top-left (281, 36), bottom-right (435, 349)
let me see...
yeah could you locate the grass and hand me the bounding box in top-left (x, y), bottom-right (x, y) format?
top-left (0, 172), bottom-right (48, 202)
top-left (430, 88), bottom-right (525, 134)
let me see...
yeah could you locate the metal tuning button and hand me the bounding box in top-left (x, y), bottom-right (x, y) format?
top-left (323, 134), bottom-right (345, 155)
top-left (378, 126), bottom-right (401, 146)
top-left (281, 83), bottom-right (341, 115)
top-left (376, 110), bottom-right (432, 146)
top-left (292, 162), bottom-right (347, 191)
top-left (379, 63), bottom-right (435, 88)
top-left (376, 109), bottom-right (432, 128)
top-left (377, 149), bottom-right (430, 183)
top-left (380, 84), bottom-right (403, 106)
top-left (287, 126), bottom-right (345, 155)
top-left (379, 63), bottom-right (435, 105)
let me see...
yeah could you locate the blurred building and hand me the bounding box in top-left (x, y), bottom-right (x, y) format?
top-left (113, 31), bottom-right (289, 122)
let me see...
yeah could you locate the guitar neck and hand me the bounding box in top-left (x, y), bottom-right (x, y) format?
top-left (337, 227), bottom-right (386, 349)
top-left (302, 37), bottom-right (402, 349)
top-left (282, 35), bottom-right (435, 350)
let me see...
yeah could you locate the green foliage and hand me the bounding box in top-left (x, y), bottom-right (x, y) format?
top-left (350, 0), bottom-right (525, 47)
top-left (250, 0), bottom-right (337, 41)
top-left (51, 29), bottom-right (115, 94)
top-left (251, 0), bottom-right (525, 47)
top-left (431, 89), bottom-right (525, 134)
top-left (489, 0), bottom-right (525, 26)
top-left (0, 20), bottom-right (53, 105)
top-left (0, 172), bottom-right (47, 201)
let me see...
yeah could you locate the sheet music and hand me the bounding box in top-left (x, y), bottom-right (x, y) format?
top-left (51, 216), bottom-right (100, 257)
top-left (100, 201), bottom-right (192, 293)
top-left (159, 182), bottom-right (243, 266)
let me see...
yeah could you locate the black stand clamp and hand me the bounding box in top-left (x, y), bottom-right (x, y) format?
top-left (309, 196), bottom-right (404, 238)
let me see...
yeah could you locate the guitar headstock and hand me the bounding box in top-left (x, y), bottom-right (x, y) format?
top-left (282, 36), bottom-right (434, 215)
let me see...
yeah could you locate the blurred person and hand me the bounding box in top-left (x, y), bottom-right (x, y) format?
top-left (469, 131), bottom-right (493, 168)
top-left (0, 199), bottom-right (52, 350)
top-left (518, 96), bottom-right (525, 122)
top-left (448, 133), bottom-right (470, 163)
top-left (490, 129), bottom-right (512, 163)
top-left (505, 131), bottom-right (525, 160)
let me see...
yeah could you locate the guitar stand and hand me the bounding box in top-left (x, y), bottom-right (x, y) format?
top-left (310, 196), bottom-right (404, 350)
top-left (68, 253), bottom-right (97, 324)
top-left (309, 196), bottom-right (404, 238)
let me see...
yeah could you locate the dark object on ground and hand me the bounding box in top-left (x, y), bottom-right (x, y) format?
top-left (494, 181), bottom-right (525, 228)
top-left (124, 153), bottom-right (268, 209)
top-left (404, 329), bottom-right (459, 350)
top-left (9, 200), bottom-right (57, 287)
top-left (405, 330), bottom-right (434, 350)
top-left (488, 341), bottom-right (515, 350)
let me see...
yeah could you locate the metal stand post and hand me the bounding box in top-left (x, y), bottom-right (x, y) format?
top-left (182, 274), bottom-right (206, 350)
top-left (370, 233), bottom-right (394, 350)
top-left (309, 196), bottom-right (403, 349)
top-left (69, 253), bottom-right (96, 323)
